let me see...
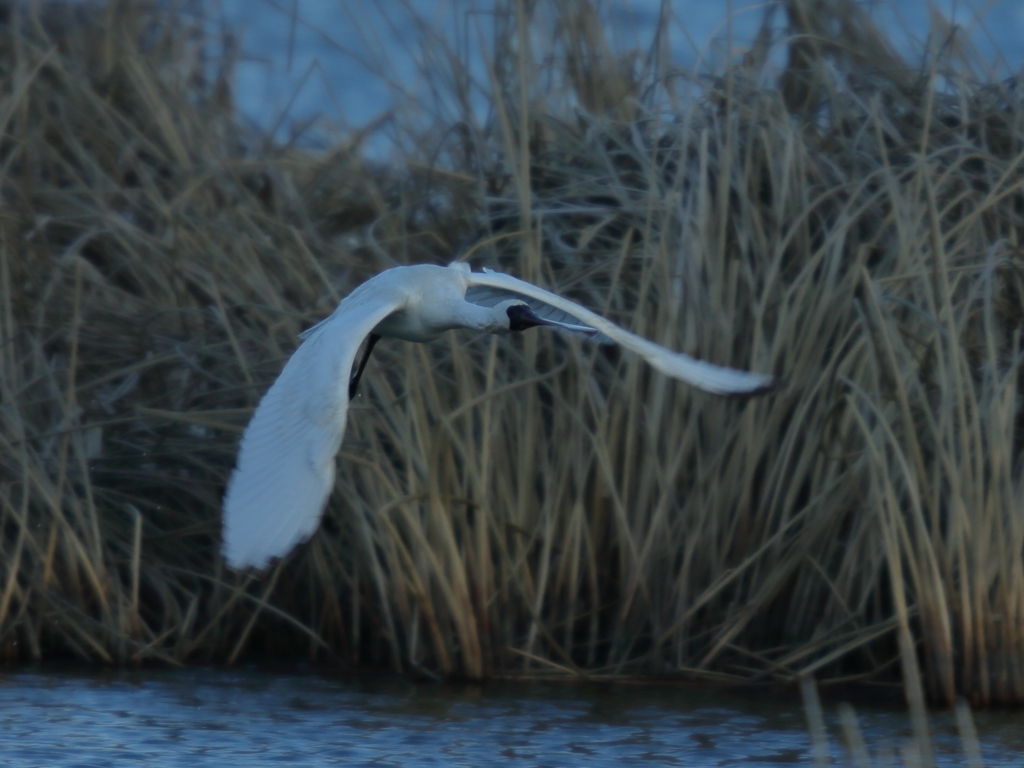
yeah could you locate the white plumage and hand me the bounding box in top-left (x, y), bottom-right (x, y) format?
top-left (222, 262), bottom-right (774, 570)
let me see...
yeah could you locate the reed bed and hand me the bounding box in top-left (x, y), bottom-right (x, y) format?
top-left (802, 676), bottom-right (986, 768)
top-left (1, 0), bottom-right (1023, 707)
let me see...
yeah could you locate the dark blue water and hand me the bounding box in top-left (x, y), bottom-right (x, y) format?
top-left (1, 668), bottom-right (1023, 766)
top-left (216, 0), bottom-right (1024, 146)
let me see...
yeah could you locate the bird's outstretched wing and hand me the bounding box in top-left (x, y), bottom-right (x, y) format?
top-left (463, 267), bottom-right (775, 396)
top-left (222, 283), bottom-right (404, 571)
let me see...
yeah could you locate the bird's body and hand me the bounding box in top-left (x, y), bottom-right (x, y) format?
top-left (222, 262), bottom-right (774, 570)
top-left (313, 264), bottom-right (478, 342)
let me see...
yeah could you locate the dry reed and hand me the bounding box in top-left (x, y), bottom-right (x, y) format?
top-left (1, 0), bottom-right (1023, 710)
top-left (802, 674), bottom-right (986, 768)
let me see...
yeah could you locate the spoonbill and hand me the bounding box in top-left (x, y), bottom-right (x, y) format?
top-left (222, 261), bottom-right (774, 570)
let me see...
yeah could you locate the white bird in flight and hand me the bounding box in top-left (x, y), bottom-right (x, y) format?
top-left (222, 261), bottom-right (774, 570)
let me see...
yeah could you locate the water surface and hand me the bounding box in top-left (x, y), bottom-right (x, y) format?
top-left (1, 667), bottom-right (1023, 766)
top-left (217, 0), bottom-right (1024, 145)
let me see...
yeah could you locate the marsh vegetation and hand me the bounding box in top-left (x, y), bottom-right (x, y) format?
top-left (1, 0), bottom-right (1023, 720)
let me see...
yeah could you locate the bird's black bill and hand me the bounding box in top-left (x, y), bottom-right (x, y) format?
top-left (504, 303), bottom-right (565, 332)
top-left (506, 303), bottom-right (599, 337)
top-left (349, 334), bottom-right (381, 400)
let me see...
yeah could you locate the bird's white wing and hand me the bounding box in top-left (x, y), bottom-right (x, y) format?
top-left (222, 284), bottom-right (404, 571)
top-left (464, 268), bottom-right (774, 395)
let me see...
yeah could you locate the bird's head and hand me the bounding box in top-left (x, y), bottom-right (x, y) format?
top-left (495, 300), bottom-right (559, 333)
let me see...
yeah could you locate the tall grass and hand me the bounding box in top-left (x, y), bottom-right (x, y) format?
top-left (1, 0), bottom-right (1023, 706)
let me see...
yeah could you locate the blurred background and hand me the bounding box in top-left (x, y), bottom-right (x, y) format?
top-left (216, 0), bottom-right (1024, 149)
top-left (3, 0), bottom-right (1024, 764)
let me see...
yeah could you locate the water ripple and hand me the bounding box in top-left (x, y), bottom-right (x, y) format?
top-left (0, 668), bottom-right (1022, 766)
